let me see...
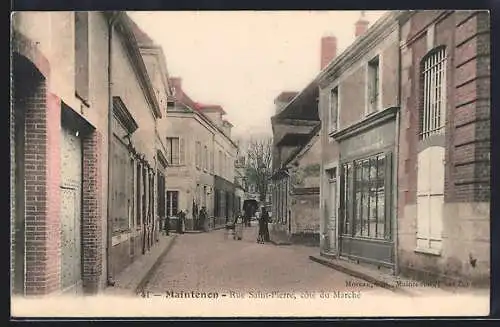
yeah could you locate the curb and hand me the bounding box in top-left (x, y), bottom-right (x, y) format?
top-left (309, 255), bottom-right (412, 295)
top-left (135, 235), bottom-right (179, 294)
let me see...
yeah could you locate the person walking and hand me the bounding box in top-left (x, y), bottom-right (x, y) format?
top-left (200, 207), bottom-right (209, 232)
top-left (164, 215), bottom-right (170, 236)
top-left (177, 210), bottom-right (185, 234)
top-left (257, 207), bottom-right (266, 244)
top-left (262, 207), bottom-right (270, 242)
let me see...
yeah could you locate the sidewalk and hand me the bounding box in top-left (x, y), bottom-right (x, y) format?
top-left (104, 234), bottom-right (178, 296)
top-left (310, 254), bottom-right (489, 297)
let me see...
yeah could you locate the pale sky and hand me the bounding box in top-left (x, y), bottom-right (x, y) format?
top-left (129, 11), bottom-right (387, 139)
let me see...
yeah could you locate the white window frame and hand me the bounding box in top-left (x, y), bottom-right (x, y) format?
top-left (420, 46), bottom-right (447, 139)
top-left (166, 137), bottom-right (181, 166)
top-left (329, 85), bottom-right (340, 133)
top-left (365, 54), bottom-right (382, 115)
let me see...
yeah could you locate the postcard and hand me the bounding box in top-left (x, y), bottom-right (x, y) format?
top-left (10, 9), bottom-right (491, 318)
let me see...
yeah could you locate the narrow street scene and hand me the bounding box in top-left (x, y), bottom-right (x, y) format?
top-left (10, 9), bottom-right (491, 318)
top-left (144, 224), bottom-right (391, 295)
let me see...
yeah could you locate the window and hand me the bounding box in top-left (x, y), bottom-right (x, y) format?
top-left (166, 191), bottom-right (179, 217)
top-left (166, 137), bottom-right (180, 165)
top-left (340, 153), bottom-right (391, 240)
top-left (203, 186), bottom-right (207, 207)
top-left (75, 12), bottom-right (89, 103)
top-left (214, 189), bottom-right (219, 217)
top-left (196, 141), bottom-right (202, 169)
top-left (420, 47), bottom-right (447, 139)
top-left (204, 145), bottom-right (208, 171)
top-left (218, 151), bottom-right (223, 175)
top-left (136, 163), bottom-right (141, 227)
top-left (157, 171), bottom-right (166, 219)
top-left (329, 87), bottom-right (339, 131)
top-left (367, 56), bottom-right (380, 114)
top-left (210, 150), bottom-right (214, 173)
top-left (111, 135), bottom-right (133, 233)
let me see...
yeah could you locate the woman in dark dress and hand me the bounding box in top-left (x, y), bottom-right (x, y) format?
top-left (257, 207), bottom-right (268, 244)
top-left (262, 207), bottom-right (270, 242)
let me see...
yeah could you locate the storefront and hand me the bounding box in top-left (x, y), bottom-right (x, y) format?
top-left (214, 176), bottom-right (236, 226)
top-left (332, 107), bottom-right (398, 269)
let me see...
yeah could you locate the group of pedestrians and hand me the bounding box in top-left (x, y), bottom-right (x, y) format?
top-left (162, 211), bottom-right (185, 235)
top-left (161, 205), bottom-right (271, 244)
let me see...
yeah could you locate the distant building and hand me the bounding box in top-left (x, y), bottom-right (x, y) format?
top-left (165, 77), bottom-right (239, 230)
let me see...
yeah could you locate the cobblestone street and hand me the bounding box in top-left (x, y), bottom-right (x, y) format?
top-left (144, 223), bottom-right (391, 295)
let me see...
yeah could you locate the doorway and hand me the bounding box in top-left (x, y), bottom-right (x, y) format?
top-left (326, 167), bottom-right (337, 252)
top-left (60, 126), bottom-right (83, 293)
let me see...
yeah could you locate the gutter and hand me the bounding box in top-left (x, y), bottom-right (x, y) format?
top-left (106, 12), bottom-right (119, 287)
top-left (393, 21), bottom-right (402, 276)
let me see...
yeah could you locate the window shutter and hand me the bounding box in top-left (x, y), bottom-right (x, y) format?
top-left (429, 147), bottom-right (444, 249)
top-left (416, 149), bottom-right (430, 244)
top-left (416, 146), bottom-right (444, 250)
top-left (416, 196), bottom-right (430, 249)
top-left (180, 137), bottom-right (185, 165)
top-left (367, 67), bottom-right (373, 110)
top-left (211, 150), bottom-right (214, 173)
top-left (384, 151), bottom-right (393, 240)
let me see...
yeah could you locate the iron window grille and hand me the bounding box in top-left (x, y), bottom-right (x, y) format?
top-left (420, 46), bottom-right (447, 139)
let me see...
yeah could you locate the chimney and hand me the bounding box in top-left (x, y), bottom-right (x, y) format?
top-left (355, 11), bottom-right (370, 38)
top-left (320, 35), bottom-right (337, 70)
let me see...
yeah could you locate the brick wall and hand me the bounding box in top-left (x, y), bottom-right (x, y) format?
top-left (397, 10), bottom-right (490, 285)
top-left (400, 10), bottom-right (490, 206)
top-left (452, 11), bottom-right (490, 202)
top-left (24, 79), bottom-right (62, 295)
top-left (82, 131), bottom-right (103, 294)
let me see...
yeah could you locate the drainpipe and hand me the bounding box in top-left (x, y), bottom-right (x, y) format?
top-left (106, 12), bottom-right (118, 287)
top-left (393, 16), bottom-right (402, 277)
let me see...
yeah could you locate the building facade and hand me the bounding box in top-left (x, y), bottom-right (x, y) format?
top-left (11, 11), bottom-right (111, 295)
top-left (318, 12), bottom-right (401, 270)
top-left (270, 127), bottom-right (322, 246)
top-left (397, 10), bottom-right (490, 285)
top-left (165, 78), bottom-right (239, 230)
top-left (10, 11), bottom-right (171, 296)
top-left (107, 14), bottom-right (171, 281)
top-left (269, 34), bottom-right (338, 245)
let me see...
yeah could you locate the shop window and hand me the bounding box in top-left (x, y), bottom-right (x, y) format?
top-left (136, 164), bottom-right (141, 227)
top-left (341, 153), bottom-right (391, 240)
top-left (111, 135), bottom-right (133, 233)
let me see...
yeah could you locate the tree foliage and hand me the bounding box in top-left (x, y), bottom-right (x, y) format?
top-left (245, 137), bottom-right (272, 202)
